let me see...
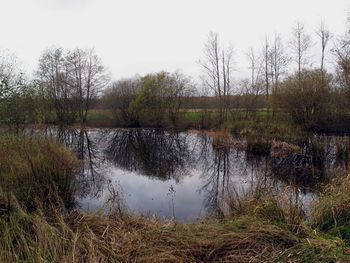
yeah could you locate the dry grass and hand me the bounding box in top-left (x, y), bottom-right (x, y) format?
top-left (0, 205), bottom-right (296, 262)
top-left (0, 134), bottom-right (78, 212)
top-left (1, 204), bottom-right (348, 263)
top-left (311, 175), bottom-right (350, 245)
top-left (0, 134), bottom-right (349, 262)
top-left (192, 129), bottom-right (301, 158)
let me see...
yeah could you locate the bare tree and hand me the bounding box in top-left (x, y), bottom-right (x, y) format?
top-left (270, 33), bottom-right (290, 116)
top-left (278, 69), bottom-right (331, 128)
top-left (66, 48), bottom-right (109, 123)
top-left (261, 36), bottom-right (274, 119)
top-left (245, 47), bottom-right (263, 118)
top-left (290, 21), bottom-right (312, 82)
top-left (334, 12), bottom-right (350, 97)
top-left (262, 37), bottom-right (271, 98)
top-left (37, 48), bottom-right (108, 124)
top-left (103, 77), bottom-right (141, 125)
top-left (37, 48), bottom-right (77, 123)
top-left (271, 33), bottom-right (290, 91)
top-left (200, 32), bottom-right (234, 124)
top-left (165, 72), bottom-right (195, 125)
top-left (316, 21), bottom-right (331, 74)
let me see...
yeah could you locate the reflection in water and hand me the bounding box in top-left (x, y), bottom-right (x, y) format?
top-left (28, 127), bottom-right (107, 199)
top-left (23, 127), bottom-right (350, 222)
top-left (199, 147), bottom-right (234, 217)
top-left (104, 129), bottom-right (194, 181)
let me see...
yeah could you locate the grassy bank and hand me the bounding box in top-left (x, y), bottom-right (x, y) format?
top-left (0, 135), bottom-right (77, 212)
top-left (2, 208), bottom-right (348, 263)
top-left (85, 109), bottom-right (309, 139)
top-left (1, 185), bottom-right (349, 262)
top-left (0, 135), bottom-right (349, 262)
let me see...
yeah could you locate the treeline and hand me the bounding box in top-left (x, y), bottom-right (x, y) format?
top-left (0, 47), bottom-right (108, 126)
top-left (101, 72), bottom-right (195, 127)
top-left (1, 15), bottom-right (350, 131)
top-left (195, 19), bottom-right (350, 131)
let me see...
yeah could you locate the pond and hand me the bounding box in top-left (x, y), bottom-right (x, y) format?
top-left (27, 127), bottom-right (350, 222)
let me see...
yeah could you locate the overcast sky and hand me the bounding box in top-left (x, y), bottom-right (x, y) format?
top-left (0, 0), bottom-right (349, 80)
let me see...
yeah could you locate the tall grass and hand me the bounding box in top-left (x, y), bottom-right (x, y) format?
top-left (0, 196), bottom-right (348, 262)
top-left (0, 134), bottom-right (349, 262)
top-left (0, 134), bottom-right (78, 212)
top-left (312, 175), bottom-right (350, 245)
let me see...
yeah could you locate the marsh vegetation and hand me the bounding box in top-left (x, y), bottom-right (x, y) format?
top-left (1, 131), bottom-right (350, 262)
top-left (2, 7), bottom-right (350, 263)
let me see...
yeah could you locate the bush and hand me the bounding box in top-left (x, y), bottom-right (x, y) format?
top-left (277, 69), bottom-right (331, 129)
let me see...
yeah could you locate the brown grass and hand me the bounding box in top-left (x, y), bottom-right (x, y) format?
top-left (0, 134), bottom-right (349, 262)
top-left (1, 204), bottom-right (349, 263)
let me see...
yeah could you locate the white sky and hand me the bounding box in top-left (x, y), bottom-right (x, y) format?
top-left (0, 0), bottom-right (349, 80)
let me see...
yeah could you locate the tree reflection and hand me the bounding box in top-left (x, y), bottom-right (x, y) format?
top-left (73, 129), bottom-right (106, 199)
top-left (104, 129), bottom-right (194, 181)
top-left (21, 126), bottom-right (350, 220)
top-left (199, 147), bottom-right (231, 217)
top-left (197, 135), bottom-right (336, 217)
top-left (30, 126), bottom-right (107, 199)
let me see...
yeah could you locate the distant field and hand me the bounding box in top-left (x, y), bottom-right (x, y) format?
top-left (87, 108), bottom-right (290, 124)
top-left (87, 109), bottom-right (114, 121)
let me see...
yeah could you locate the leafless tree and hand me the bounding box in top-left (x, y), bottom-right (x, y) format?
top-left (37, 48), bottom-right (77, 123)
top-left (271, 33), bottom-right (289, 93)
top-left (278, 69), bottom-right (331, 128)
top-left (66, 48), bottom-right (109, 123)
top-left (200, 32), bottom-right (234, 124)
top-left (262, 37), bottom-right (271, 98)
top-left (270, 33), bottom-right (290, 116)
top-left (37, 47), bottom-right (108, 124)
top-left (290, 21), bottom-right (312, 82)
top-left (245, 48), bottom-right (263, 118)
top-left (334, 13), bottom-right (350, 97)
top-left (316, 21), bottom-right (331, 74)
top-left (165, 72), bottom-right (195, 125)
top-left (103, 77), bottom-right (141, 125)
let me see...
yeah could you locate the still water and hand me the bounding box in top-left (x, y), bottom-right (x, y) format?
top-left (28, 127), bottom-right (350, 222)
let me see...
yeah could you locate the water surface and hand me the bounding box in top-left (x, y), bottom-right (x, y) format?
top-left (28, 127), bottom-right (350, 222)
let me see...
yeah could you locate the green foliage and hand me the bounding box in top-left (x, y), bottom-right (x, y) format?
top-left (129, 72), bottom-right (168, 125)
top-left (0, 86), bottom-right (38, 125)
top-left (0, 69), bottom-right (40, 125)
top-left (128, 71), bottom-right (193, 127)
